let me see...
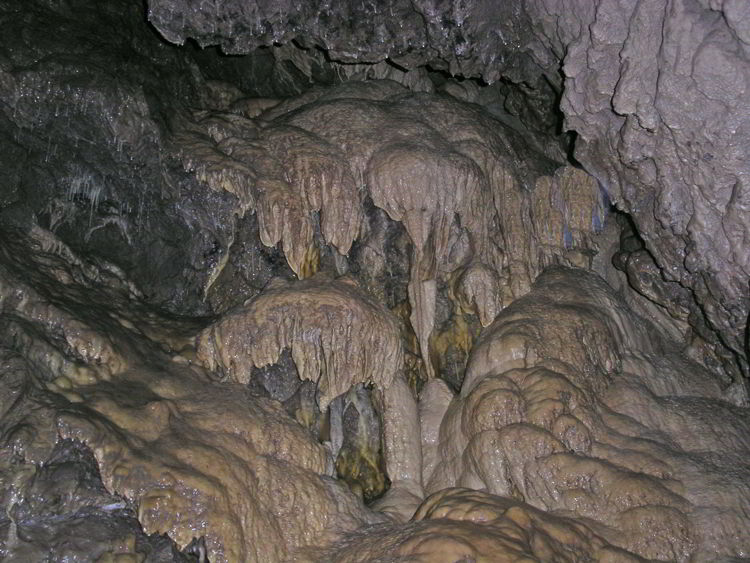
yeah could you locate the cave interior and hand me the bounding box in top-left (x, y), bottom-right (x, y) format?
top-left (0, 0), bottom-right (749, 561)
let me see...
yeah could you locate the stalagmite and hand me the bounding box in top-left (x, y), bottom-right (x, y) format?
top-left (373, 375), bottom-right (424, 521)
top-left (430, 267), bottom-right (750, 560)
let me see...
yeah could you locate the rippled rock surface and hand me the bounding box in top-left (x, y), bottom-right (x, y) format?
top-left (148, 0), bottom-right (750, 388)
top-left (1, 0), bottom-right (748, 561)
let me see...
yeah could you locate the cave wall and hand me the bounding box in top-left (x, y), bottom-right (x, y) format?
top-left (146, 0), bottom-right (750, 385)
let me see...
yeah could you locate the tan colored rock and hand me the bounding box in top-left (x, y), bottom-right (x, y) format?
top-left (418, 378), bottom-right (454, 489)
top-left (430, 267), bottom-right (750, 561)
top-left (196, 275), bottom-right (403, 412)
top-left (0, 275), bottom-right (381, 563)
top-left (196, 274), bottom-right (425, 506)
top-left (0, 267), bottom-right (125, 382)
top-left (231, 97), bottom-right (280, 118)
top-left (174, 82), bottom-right (606, 378)
top-left (55, 365), bottom-right (380, 562)
top-left (454, 262), bottom-right (502, 327)
top-left (307, 488), bottom-right (641, 562)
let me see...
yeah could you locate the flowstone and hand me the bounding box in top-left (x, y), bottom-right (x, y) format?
top-left (1, 1), bottom-right (748, 559)
top-left (426, 267), bottom-right (750, 561)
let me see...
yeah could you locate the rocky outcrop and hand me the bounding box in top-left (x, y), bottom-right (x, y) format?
top-left (0, 271), bottom-right (380, 561)
top-left (176, 79), bottom-right (607, 384)
top-left (559, 0), bottom-right (750, 385)
top-left (0, 0), bottom-right (239, 320)
top-left (1, 0), bottom-right (749, 561)
top-left (3, 437), bottom-right (199, 561)
top-left (309, 487), bottom-right (643, 562)
top-left (196, 275), bottom-right (404, 411)
top-left (196, 274), bottom-right (424, 516)
top-left (55, 365), bottom-right (379, 562)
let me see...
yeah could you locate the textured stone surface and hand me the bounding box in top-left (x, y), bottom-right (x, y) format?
top-left (426, 267), bottom-right (750, 560)
top-left (0, 272), bottom-right (380, 562)
top-left (0, 241), bottom-right (392, 561)
top-left (304, 487), bottom-right (641, 562)
top-left (4, 439), bottom-right (196, 561)
top-left (1, 0), bottom-right (749, 560)
top-left (147, 0), bottom-right (750, 385)
top-left (196, 274), bottom-right (424, 516)
top-left (0, 0), bottom-right (229, 319)
top-left (177, 79), bottom-right (607, 385)
top-left (558, 0), bottom-right (750, 384)
top-left (55, 366), bottom-right (379, 562)
top-left (196, 274), bottom-right (404, 411)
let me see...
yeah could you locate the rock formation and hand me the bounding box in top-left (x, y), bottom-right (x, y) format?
top-left (148, 0), bottom-right (750, 385)
top-left (0, 0), bottom-right (748, 561)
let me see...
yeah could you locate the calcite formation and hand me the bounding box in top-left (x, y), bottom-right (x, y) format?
top-left (0, 0), bottom-right (749, 561)
top-left (149, 0), bottom-right (750, 386)
top-left (55, 366), bottom-right (380, 562)
top-left (311, 488), bottom-right (643, 562)
top-left (177, 79), bottom-right (606, 381)
top-left (1, 274), bottom-right (382, 561)
top-left (196, 275), bottom-right (424, 515)
top-left (196, 275), bottom-right (404, 412)
top-left (427, 267), bottom-right (750, 561)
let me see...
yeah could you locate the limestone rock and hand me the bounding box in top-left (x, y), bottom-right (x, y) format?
top-left (179, 81), bottom-right (606, 381)
top-left (1, 1), bottom-right (749, 560)
top-left (148, 0), bottom-right (750, 387)
top-left (430, 267), bottom-right (750, 561)
top-left (196, 275), bottom-right (404, 412)
top-left (53, 366), bottom-right (379, 562)
top-left (311, 487), bottom-right (641, 562)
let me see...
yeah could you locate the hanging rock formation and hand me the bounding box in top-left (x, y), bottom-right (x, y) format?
top-left (148, 0), bottom-right (750, 386)
top-left (176, 79), bottom-right (607, 381)
top-left (0, 0), bottom-right (749, 561)
top-left (196, 275), bottom-right (403, 411)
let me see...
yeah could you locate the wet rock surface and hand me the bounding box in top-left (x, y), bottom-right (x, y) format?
top-left (147, 0), bottom-right (750, 386)
top-left (427, 267), bottom-right (750, 561)
top-left (4, 439), bottom-right (199, 562)
top-left (0, 0), bottom-right (749, 561)
top-left (0, 0), bottom-right (233, 320)
top-left (310, 487), bottom-right (644, 562)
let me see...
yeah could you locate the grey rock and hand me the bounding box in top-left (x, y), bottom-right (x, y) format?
top-left (4, 439), bottom-right (196, 562)
top-left (0, 0), bottom-right (265, 324)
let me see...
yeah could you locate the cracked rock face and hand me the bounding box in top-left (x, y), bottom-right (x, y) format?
top-left (1, 0), bottom-right (749, 561)
top-left (559, 0), bottom-right (750, 385)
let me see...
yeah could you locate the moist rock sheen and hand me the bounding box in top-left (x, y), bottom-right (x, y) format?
top-left (3, 263), bottom-right (749, 561)
top-left (147, 0), bottom-right (750, 387)
top-left (175, 79), bottom-right (606, 383)
top-left (428, 267), bottom-right (750, 561)
top-left (0, 0), bottom-right (749, 562)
